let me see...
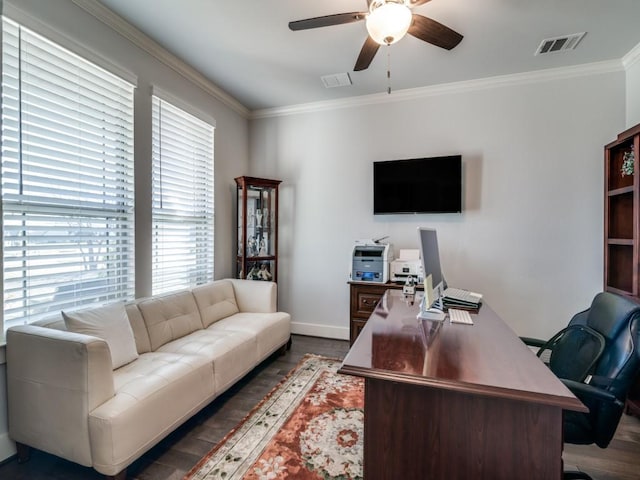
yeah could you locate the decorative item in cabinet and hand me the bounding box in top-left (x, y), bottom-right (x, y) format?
top-left (604, 123), bottom-right (640, 299)
top-left (235, 176), bottom-right (281, 282)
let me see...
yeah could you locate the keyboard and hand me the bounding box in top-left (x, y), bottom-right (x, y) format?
top-left (443, 287), bottom-right (483, 306)
top-left (449, 308), bottom-right (474, 325)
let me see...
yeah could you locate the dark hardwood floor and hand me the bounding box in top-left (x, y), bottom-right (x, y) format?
top-left (0, 334), bottom-right (639, 480)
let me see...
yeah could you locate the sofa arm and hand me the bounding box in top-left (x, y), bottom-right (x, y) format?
top-left (7, 325), bottom-right (115, 467)
top-left (229, 279), bottom-right (277, 313)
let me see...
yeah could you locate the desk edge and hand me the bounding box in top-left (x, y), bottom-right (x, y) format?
top-left (338, 364), bottom-right (588, 412)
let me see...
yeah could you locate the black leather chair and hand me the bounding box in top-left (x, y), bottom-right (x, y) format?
top-left (523, 292), bottom-right (640, 480)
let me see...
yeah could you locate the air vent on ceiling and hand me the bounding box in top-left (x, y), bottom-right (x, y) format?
top-left (535, 32), bottom-right (586, 55)
top-left (321, 72), bottom-right (352, 88)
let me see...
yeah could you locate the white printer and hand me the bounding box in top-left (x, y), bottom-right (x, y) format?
top-left (350, 239), bottom-right (393, 283)
top-left (390, 249), bottom-right (423, 282)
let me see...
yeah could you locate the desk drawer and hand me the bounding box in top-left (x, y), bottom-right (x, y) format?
top-left (354, 291), bottom-right (383, 317)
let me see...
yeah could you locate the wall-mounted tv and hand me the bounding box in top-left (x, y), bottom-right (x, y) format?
top-left (373, 155), bottom-right (462, 214)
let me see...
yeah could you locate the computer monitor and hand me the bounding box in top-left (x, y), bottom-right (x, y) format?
top-left (417, 227), bottom-right (446, 320)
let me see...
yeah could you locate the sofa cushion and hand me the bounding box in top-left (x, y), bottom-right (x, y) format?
top-left (192, 280), bottom-right (240, 328)
top-left (208, 311), bottom-right (291, 361)
top-left (90, 351), bottom-right (214, 475)
top-left (158, 328), bottom-right (257, 393)
top-left (125, 303), bottom-right (152, 354)
top-left (137, 291), bottom-right (204, 351)
top-left (63, 303), bottom-right (139, 369)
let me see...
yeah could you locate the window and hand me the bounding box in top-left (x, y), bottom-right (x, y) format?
top-left (1, 17), bottom-right (135, 329)
top-left (151, 96), bottom-right (214, 295)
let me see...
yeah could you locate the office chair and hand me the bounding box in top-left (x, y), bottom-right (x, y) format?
top-left (522, 291), bottom-right (640, 480)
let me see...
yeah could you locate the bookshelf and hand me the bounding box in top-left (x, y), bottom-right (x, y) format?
top-left (604, 123), bottom-right (640, 299)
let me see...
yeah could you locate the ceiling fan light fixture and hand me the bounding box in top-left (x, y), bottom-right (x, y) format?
top-left (366, 1), bottom-right (412, 46)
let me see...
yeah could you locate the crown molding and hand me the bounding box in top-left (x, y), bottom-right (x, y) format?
top-left (623, 41), bottom-right (640, 70)
top-left (251, 59), bottom-right (623, 119)
top-left (71, 0), bottom-right (250, 118)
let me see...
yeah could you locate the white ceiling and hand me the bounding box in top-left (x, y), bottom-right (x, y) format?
top-left (95, 0), bottom-right (640, 112)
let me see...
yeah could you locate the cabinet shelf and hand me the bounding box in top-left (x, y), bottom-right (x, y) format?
top-left (607, 286), bottom-right (634, 297)
top-left (607, 239), bottom-right (634, 246)
top-left (236, 255), bottom-right (276, 262)
top-left (608, 186), bottom-right (634, 196)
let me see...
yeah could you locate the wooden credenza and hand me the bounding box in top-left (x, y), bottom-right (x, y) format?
top-left (348, 281), bottom-right (421, 345)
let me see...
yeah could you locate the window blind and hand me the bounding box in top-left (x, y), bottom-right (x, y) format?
top-left (1, 17), bottom-right (135, 329)
top-left (152, 96), bottom-right (214, 295)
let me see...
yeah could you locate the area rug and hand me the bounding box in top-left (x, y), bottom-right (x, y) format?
top-left (184, 354), bottom-right (364, 480)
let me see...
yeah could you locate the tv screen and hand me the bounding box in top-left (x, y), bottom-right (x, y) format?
top-left (373, 155), bottom-right (462, 214)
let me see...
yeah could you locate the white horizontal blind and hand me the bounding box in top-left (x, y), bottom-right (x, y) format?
top-left (1, 17), bottom-right (135, 329)
top-left (152, 96), bottom-right (214, 295)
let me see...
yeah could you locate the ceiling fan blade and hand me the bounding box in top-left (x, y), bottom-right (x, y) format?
top-left (408, 14), bottom-right (463, 50)
top-left (289, 12), bottom-right (366, 31)
top-left (354, 36), bottom-right (380, 71)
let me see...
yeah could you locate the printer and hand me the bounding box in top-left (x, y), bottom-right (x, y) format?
top-left (350, 239), bottom-right (393, 283)
top-left (390, 249), bottom-right (423, 282)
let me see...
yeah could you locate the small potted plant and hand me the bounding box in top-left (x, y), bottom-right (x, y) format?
top-left (622, 145), bottom-right (635, 177)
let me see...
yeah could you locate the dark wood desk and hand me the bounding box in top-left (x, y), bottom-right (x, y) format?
top-left (338, 290), bottom-right (587, 480)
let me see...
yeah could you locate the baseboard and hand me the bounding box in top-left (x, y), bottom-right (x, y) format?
top-left (0, 432), bottom-right (16, 463)
top-left (291, 322), bottom-right (349, 341)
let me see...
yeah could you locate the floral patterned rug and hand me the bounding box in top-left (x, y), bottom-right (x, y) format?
top-left (184, 354), bottom-right (364, 480)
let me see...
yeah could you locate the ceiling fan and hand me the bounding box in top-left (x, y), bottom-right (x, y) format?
top-left (289, 0), bottom-right (463, 72)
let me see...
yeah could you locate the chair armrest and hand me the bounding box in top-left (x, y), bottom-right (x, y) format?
top-left (562, 377), bottom-right (626, 448)
top-left (7, 325), bottom-right (115, 466)
top-left (229, 279), bottom-right (277, 313)
top-left (520, 337), bottom-right (546, 348)
top-left (561, 379), bottom-right (621, 406)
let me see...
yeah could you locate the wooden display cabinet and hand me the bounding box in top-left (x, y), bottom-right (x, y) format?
top-left (235, 176), bottom-right (281, 282)
top-left (604, 123), bottom-right (640, 418)
top-left (604, 123), bottom-right (640, 298)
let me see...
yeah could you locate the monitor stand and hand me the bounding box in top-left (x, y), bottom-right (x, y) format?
top-left (417, 296), bottom-right (446, 321)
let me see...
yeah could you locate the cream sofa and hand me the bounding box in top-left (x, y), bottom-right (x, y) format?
top-left (6, 279), bottom-right (291, 479)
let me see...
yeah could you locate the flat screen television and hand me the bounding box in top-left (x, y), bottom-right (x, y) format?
top-left (373, 155), bottom-right (462, 214)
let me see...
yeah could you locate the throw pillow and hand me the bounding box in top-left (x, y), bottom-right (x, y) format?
top-left (63, 302), bottom-right (139, 369)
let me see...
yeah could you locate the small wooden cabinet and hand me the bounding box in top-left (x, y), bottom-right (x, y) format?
top-left (349, 281), bottom-right (421, 345)
top-left (235, 176), bottom-right (281, 282)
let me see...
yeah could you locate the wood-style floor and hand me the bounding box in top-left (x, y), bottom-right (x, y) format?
top-left (0, 334), bottom-right (639, 480)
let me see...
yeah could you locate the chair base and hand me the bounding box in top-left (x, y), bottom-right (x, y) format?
top-left (564, 470), bottom-right (594, 480)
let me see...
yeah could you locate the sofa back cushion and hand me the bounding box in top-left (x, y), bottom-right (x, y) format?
top-left (62, 302), bottom-right (139, 369)
top-left (33, 306), bottom-right (153, 355)
top-left (192, 280), bottom-right (240, 328)
top-left (125, 303), bottom-right (152, 354)
top-left (137, 291), bottom-right (204, 351)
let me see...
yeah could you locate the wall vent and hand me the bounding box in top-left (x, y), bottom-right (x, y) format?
top-left (535, 32), bottom-right (586, 55)
top-left (321, 72), bottom-right (352, 88)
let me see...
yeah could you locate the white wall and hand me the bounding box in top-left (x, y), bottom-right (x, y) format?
top-left (250, 70), bottom-right (626, 341)
top-left (626, 52), bottom-right (640, 127)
